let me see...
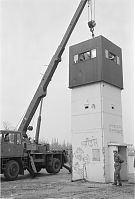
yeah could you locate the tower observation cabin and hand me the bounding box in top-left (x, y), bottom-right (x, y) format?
top-left (69, 35), bottom-right (123, 89)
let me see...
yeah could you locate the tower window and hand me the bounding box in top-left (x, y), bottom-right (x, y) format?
top-left (74, 54), bottom-right (79, 63)
top-left (105, 49), bottom-right (109, 58)
top-left (108, 52), bottom-right (117, 62)
top-left (91, 49), bottom-right (96, 58)
top-left (84, 104), bottom-right (89, 109)
top-left (105, 49), bottom-right (120, 65)
top-left (84, 51), bottom-right (91, 60)
top-left (73, 49), bottom-right (96, 64)
top-left (79, 53), bottom-right (85, 61)
top-left (117, 56), bottom-right (120, 65)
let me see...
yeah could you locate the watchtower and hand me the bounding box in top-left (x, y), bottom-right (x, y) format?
top-left (69, 35), bottom-right (128, 182)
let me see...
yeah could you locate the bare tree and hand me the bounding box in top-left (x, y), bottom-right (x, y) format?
top-left (3, 121), bottom-right (13, 130)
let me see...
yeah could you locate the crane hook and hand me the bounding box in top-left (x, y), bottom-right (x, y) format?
top-left (87, 0), bottom-right (96, 38)
top-left (88, 20), bottom-right (96, 38)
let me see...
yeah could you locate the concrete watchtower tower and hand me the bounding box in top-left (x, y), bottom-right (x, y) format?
top-left (69, 35), bottom-right (128, 183)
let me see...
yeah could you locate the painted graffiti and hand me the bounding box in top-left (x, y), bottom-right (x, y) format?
top-left (73, 162), bottom-right (84, 178)
top-left (74, 147), bottom-right (84, 162)
top-left (81, 137), bottom-right (98, 148)
top-left (73, 145), bottom-right (91, 178)
top-left (73, 136), bottom-right (99, 179)
top-left (109, 124), bottom-right (123, 134)
top-left (73, 161), bottom-right (87, 179)
top-left (73, 147), bottom-right (90, 164)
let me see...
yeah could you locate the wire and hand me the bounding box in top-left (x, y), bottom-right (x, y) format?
top-left (87, 0), bottom-right (96, 39)
top-left (94, 0), bottom-right (95, 21)
top-left (90, 0), bottom-right (92, 20)
top-left (88, 0), bottom-right (95, 21)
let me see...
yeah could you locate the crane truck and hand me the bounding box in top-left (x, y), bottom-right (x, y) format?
top-left (0, 0), bottom-right (89, 181)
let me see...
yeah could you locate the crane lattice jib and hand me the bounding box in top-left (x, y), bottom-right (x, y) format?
top-left (18, 0), bottom-right (88, 136)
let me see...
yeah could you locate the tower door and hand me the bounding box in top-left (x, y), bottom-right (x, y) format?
top-left (118, 146), bottom-right (128, 181)
top-left (108, 145), bottom-right (117, 182)
top-left (108, 145), bottom-right (128, 182)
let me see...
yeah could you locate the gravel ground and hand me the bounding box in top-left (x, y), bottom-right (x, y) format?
top-left (0, 168), bottom-right (135, 199)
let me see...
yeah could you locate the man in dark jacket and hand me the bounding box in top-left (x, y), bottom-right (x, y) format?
top-left (112, 150), bottom-right (124, 186)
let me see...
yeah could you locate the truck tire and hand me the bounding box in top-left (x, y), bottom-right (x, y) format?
top-left (47, 158), bottom-right (61, 174)
top-left (4, 160), bottom-right (19, 181)
top-left (46, 165), bottom-right (53, 174)
top-left (52, 158), bottom-right (61, 173)
top-left (36, 166), bottom-right (41, 173)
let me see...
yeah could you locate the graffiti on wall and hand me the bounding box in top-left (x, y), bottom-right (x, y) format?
top-left (81, 137), bottom-right (98, 148)
top-left (73, 136), bottom-right (100, 178)
top-left (109, 124), bottom-right (123, 134)
top-left (73, 147), bottom-right (89, 178)
top-left (73, 161), bottom-right (87, 179)
top-left (74, 147), bottom-right (90, 164)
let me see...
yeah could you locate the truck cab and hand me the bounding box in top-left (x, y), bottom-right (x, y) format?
top-left (0, 130), bottom-right (24, 158)
top-left (0, 130), bottom-right (29, 180)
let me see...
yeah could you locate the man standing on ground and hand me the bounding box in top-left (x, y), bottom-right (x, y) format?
top-left (112, 150), bottom-right (124, 186)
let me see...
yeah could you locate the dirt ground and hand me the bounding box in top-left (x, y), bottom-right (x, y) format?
top-left (0, 168), bottom-right (134, 199)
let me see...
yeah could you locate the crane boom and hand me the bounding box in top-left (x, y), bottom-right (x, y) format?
top-left (18, 0), bottom-right (88, 136)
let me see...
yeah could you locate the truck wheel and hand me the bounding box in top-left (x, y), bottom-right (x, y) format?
top-left (46, 158), bottom-right (61, 174)
top-left (46, 160), bottom-right (53, 173)
top-left (36, 167), bottom-right (41, 173)
top-left (51, 158), bottom-right (61, 174)
top-left (4, 160), bottom-right (19, 181)
top-left (46, 167), bottom-right (53, 173)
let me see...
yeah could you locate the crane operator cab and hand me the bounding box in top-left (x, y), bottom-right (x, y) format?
top-left (0, 130), bottom-right (24, 157)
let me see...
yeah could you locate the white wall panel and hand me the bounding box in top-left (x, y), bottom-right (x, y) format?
top-left (71, 113), bottom-right (102, 132)
top-left (101, 82), bottom-right (122, 100)
top-left (102, 97), bottom-right (122, 116)
top-left (103, 113), bottom-right (123, 145)
top-left (71, 83), bottom-right (101, 102)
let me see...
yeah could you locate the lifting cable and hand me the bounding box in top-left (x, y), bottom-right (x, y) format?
top-left (87, 0), bottom-right (96, 38)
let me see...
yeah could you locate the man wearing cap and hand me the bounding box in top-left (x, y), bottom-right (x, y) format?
top-left (112, 150), bottom-right (124, 186)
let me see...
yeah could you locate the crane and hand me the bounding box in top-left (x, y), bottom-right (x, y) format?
top-left (18, 0), bottom-right (89, 141)
top-left (1, 0), bottom-right (95, 181)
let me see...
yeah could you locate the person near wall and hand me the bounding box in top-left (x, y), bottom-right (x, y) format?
top-left (112, 150), bottom-right (124, 186)
top-left (4, 133), bottom-right (9, 142)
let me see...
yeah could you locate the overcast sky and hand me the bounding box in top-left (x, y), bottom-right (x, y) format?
top-left (0, 0), bottom-right (134, 144)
